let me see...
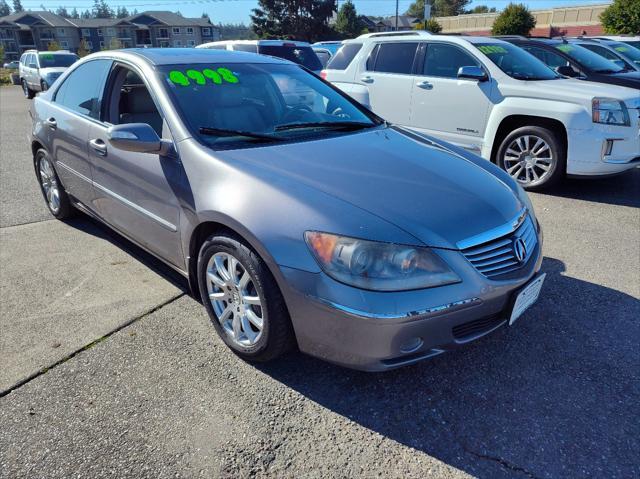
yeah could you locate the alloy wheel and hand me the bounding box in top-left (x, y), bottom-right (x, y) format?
top-left (22, 81), bottom-right (29, 97)
top-left (206, 252), bottom-right (265, 347)
top-left (502, 134), bottom-right (554, 187)
top-left (38, 156), bottom-right (60, 213)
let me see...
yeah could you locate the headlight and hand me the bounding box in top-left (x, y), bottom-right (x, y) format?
top-left (305, 231), bottom-right (460, 291)
top-left (592, 98), bottom-right (630, 126)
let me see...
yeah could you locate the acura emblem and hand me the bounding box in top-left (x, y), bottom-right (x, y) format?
top-left (513, 238), bottom-right (527, 263)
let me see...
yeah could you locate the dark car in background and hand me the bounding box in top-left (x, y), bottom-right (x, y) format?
top-left (500, 37), bottom-right (640, 90)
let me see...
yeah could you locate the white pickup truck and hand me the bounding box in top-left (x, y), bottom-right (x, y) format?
top-left (323, 32), bottom-right (640, 189)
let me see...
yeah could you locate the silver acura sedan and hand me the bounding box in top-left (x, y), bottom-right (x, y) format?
top-left (29, 48), bottom-right (544, 371)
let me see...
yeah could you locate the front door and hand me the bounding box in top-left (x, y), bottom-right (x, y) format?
top-left (359, 41), bottom-right (419, 125)
top-left (89, 65), bottom-right (183, 267)
top-left (409, 42), bottom-right (493, 153)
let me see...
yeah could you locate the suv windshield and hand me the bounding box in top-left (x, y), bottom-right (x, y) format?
top-left (259, 45), bottom-right (322, 71)
top-left (162, 63), bottom-right (378, 149)
top-left (474, 43), bottom-right (559, 80)
top-left (38, 53), bottom-right (78, 68)
top-left (607, 41), bottom-right (640, 67)
top-left (554, 43), bottom-right (624, 73)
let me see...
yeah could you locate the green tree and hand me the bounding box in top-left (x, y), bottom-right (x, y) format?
top-left (55, 6), bottom-right (70, 17)
top-left (601, 0), bottom-right (640, 34)
top-left (335, 0), bottom-right (361, 37)
top-left (469, 5), bottom-right (496, 14)
top-left (70, 7), bottom-right (79, 18)
top-left (12, 0), bottom-right (23, 13)
top-left (80, 9), bottom-right (91, 19)
top-left (0, 44), bottom-right (5, 64)
top-left (251, 0), bottom-right (336, 42)
top-left (406, 0), bottom-right (470, 21)
top-left (491, 3), bottom-right (535, 36)
top-left (92, 0), bottom-right (113, 19)
top-left (116, 6), bottom-right (129, 18)
top-left (0, 0), bottom-right (10, 16)
top-left (47, 40), bottom-right (60, 51)
top-left (77, 38), bottom-right (91, 56)
top-left (415, 17), bottom-right (442, 32)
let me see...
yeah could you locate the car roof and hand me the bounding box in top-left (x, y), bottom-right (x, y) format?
top-left (343, 32), bottom-right (509, 47)
top-left (198, 39), bottom-right (312, 47)
top-left (87, 48), bottom-right (291, 66)
top-left (501, 37), bottom-right (562, 45)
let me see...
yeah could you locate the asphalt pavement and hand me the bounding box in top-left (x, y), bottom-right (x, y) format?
top-left (0, 85), bottom-right (638, 478)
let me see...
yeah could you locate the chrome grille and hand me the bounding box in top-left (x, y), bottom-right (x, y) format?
top-left (461, 215), bottom-right (537, 278)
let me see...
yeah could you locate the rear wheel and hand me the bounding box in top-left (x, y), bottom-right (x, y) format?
top-left (496, 126), bottom-right (565, 190)
top-left (35, 149), bottom-right (75, 219)
top-left (40, 80), bottom-right (48, 92)
top-left (22, 80), bottom-right (34, 99)
top-left (197, 234), bottom-right (294, 362)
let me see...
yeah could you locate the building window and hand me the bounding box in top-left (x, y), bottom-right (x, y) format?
top-left (202, 27), bottom-right (211, 36)
top-left (57, 28), bottom-right (66, 36)
top-left (187, 40), bottom-right (195, 47)
top-left (174, 40), bottom-right (182, 47)
top-left (160, 40), bottom-right (169, 48)
top-left (99, 41), bottom-right (105, 48)
top-left (158, 28), bottom-right (169, 38)
top-left (106, 28), bottom-right (115, 36)
top-left (81, 28), bottom-right (90, 37)
top-left (186, 27), bottom-right (194, 35)
top-left (60, 41), bottom-right (69, 48)
top-left (119, 28), bottom-right (129, 38)
top-left (172, 27), bottom-right (181, 35)
top-left (97, 29), bottom-right (103, 36)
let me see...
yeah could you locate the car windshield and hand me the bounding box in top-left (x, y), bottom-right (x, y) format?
top-left (554, 43), bottom-right (624, 73)
top-left (258, 45), bottom-right (322, 71)
top-left (474, 42), bottom-right (559, 80)
top-left (607, 41), bottom-right (640, 66)
top-left (161, 63), bottom-right (378, 149)
top-left (622, 40), bottom-right (640, 49)
top-left (38, 53), bottom-right (77, 68)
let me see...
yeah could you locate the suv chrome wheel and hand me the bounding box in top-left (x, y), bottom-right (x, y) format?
top-left (206, 252), bottom-right (264, 347)
top-left (502, 134), bottom-right (554, 187)
top-left (38, 156), bottom-right (60, 213)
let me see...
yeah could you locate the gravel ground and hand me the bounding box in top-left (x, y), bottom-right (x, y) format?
top-left (0, 85), bottom-right (638, 478)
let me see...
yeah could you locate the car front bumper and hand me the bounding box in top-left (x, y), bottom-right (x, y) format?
top-left (279, 241), bottom-right (543, 371)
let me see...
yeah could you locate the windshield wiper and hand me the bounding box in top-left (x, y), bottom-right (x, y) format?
top-left (274, 121), bottom-right (374, 132)
top-left (199, 127), bottom-right (282, 142)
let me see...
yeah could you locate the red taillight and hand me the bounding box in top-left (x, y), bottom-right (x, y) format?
top-left (320, 70), bottom-right (327, 79)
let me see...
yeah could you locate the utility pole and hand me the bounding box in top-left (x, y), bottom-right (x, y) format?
top-left (395, 0), bottom-right (399, 31)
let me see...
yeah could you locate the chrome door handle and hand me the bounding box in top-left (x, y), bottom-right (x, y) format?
top-left (360, 76), bottom-right (374, 84)
top-left (89, 138), bottom-right (107, 156)
top-left (417, 81), bottom-right (433, 90)
top-left (44, 117), bottom-right (57, 130)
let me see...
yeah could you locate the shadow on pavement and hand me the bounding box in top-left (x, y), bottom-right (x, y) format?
top-left (257, 257), bottom-right (640, 478)
top-left (543, 168), bottom-right (639, 208)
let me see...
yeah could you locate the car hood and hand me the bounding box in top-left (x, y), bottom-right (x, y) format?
top-left (40, 67), bottom-right (67, 76)
top-left (220, 128), bottom-right (524, 249)
top-left (498, 77), bottom-right (639, 105)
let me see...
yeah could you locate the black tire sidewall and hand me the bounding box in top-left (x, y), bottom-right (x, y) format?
top-left (497, 126), bottom-right (564, 190)
top-left (197, 236), bottom-right (273, 358)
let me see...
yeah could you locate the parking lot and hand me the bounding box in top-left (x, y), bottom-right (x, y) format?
top-left (0, 82), bottom-right (638, 478)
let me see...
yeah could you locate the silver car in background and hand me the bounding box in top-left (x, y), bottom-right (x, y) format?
top-left (29, 48), bottom-right (544, 371)
top-left (19, 49), bottom-right (78, 98)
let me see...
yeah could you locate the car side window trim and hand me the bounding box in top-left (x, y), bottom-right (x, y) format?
top-left (419, 42), bottom-right (488, 79)
top-left (367, 42), bottom-right (420, 76)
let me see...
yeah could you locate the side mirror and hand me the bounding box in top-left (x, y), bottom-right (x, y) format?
top-left (555, 65), bottom-right (579, 77)
top-left (107, 123), bottom-right (171, 155)
top-left (457, 66), bottom-right (488, 82)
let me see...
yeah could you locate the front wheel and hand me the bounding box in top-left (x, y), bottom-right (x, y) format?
top-left (197, 234), bottom-right (295, 362)
top-left (40, 80), bottom-right (48, 91)
top-left (496, 126), bottom-right (565, 190)
top-left (35, 149), bottom-right (75, 219)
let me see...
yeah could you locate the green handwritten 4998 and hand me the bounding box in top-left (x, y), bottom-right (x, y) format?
top-left (169, 67), bottom-right (239, 87)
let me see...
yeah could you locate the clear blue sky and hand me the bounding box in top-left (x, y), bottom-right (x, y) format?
top-left (31, 0), bottom-right (611, 25)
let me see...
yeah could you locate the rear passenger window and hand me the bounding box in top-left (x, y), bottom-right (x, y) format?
top-left (371, 43), bottom-right (418, 74)
top-left (423, 43), bottom-right (480, 78)
top-left (326, 43), bottom-right (362, 70)
top-left (54, 59), bottom-right (112, 119)
top-left (233, 44), bottom-right (258, 53)
top-left (524, 46), bottom-right (568, 69)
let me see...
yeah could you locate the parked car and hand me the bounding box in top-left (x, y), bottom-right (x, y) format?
top-left (323, 33), bottom-right (640, 189)
top-left (312, 41), bottom-right (343, 56)
top-left (30, 48), bottom-right (544, 371)
top-left (3, 60), bottom-right (19, 69)
top-left (500, 37), bottom-right (640, 89)
top-left (590, 35), bottom-right (640, 49)
top-left (568, 37), bottom-right (640, 71)
top-left (19, 49), bottom-right (79, 99)
top-left (196, 39), bottom-right (323, 73)
top-left (313, 47), bottom-right (332, 68)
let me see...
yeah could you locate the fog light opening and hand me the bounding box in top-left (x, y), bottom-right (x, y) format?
top-left (400, 337), bottom-right (424, 354)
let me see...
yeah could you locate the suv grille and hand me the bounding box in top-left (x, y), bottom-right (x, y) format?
top-left (461, 215), bottom-right (537, 278)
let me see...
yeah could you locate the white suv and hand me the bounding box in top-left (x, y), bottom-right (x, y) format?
top-left (323, 33), bottom-right (640, 189)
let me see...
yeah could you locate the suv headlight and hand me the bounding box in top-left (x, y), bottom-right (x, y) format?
top-left (592, 98), bottom-right (630, 126)
top-left (305, 231), bottom-right (460, 291)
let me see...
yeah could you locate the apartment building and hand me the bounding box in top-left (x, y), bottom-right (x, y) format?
top-left (0, 10), bottom-right (220, 60)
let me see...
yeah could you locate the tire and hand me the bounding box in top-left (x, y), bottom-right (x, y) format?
top-left (22, 79), bottom-right (34, 99)
top-left (496, 126), bottom-right (565, 191)
top-left (197, 234), bottom-right (295, 362)
top-left (34, 149), bottom-right (75, 219)
top-left (40, 80), bottom-right (48, 92)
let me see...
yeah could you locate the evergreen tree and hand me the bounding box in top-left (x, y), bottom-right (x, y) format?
top-left (0, 0), bottom-right (11, 16)
top-left (80, 9), bottom-right (91, 19)
top-left (92, 0), bottom-right (113, 19)
top-left (116, 6), bottom-right (129, 18)
top-left (12, 0), bottom-right (23, 13)
top-left (406, 0), bottom-right (470, 21)
top-left (251, 0), bottom-right (336, 42)
top-left (55, 6), bottom-right (70, 17)
top-left (335, 0), bottom-right (361, 38)
top-left (70, 7), bottom-right (79, 18)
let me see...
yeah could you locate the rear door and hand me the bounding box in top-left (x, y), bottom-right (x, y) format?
top-left (409, 42), bottom-right (492, 152)
top-left (360, 41), bottom-right (419, 124)
top-left (47, 58), bottom-right (113, 207)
